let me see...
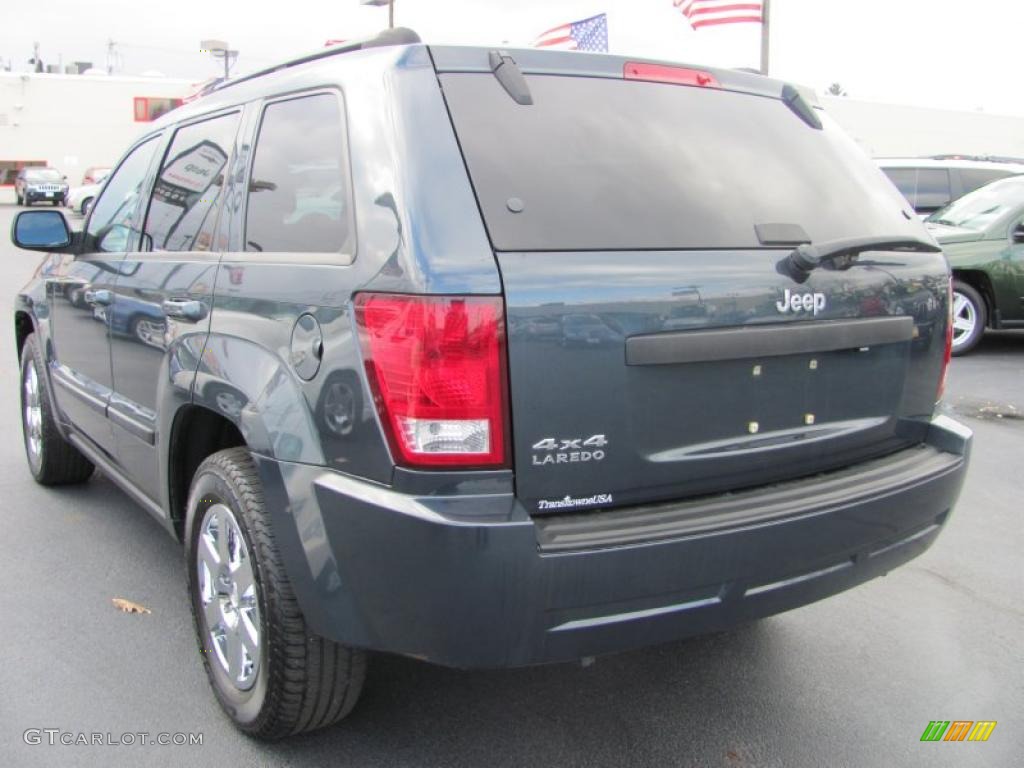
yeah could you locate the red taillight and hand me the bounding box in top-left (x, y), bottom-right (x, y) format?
top-left (623, 62), bottom-right (719, 88)
top-left (354, 293), bottom-right (509, 469)
top-left (937, 277), bottom-right (953, 402)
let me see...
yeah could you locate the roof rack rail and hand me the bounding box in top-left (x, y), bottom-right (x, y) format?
top-left (929, 154), bottom-right (1024, 164)
top-left (213, 27), bottom-right (421, 94)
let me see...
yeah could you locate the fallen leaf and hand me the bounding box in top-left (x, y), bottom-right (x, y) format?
top-left (112, 598), bottom-right (151, 615)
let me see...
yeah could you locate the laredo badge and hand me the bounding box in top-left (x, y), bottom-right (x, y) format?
top-left (531, 434), bottom-right (608, 466)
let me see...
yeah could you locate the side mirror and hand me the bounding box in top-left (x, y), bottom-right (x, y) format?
top-left (11, 210), bottom-right (72, 250)
top-left (1013, 223), bottom-right (1024, 244)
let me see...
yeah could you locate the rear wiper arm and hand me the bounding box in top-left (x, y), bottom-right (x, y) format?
top-left (488, 50), bottom-right (533, 105)
top-left (788, 235), bottom-right (941, 274)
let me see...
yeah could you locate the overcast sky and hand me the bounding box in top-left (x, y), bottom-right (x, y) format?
top-left (1, 0), bottom-right (1020, 115)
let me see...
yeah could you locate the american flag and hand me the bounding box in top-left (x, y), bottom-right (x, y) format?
top-left (674, 1), bottom-right (763, 30)
top-left (533, 13), bottom-right (609, 52)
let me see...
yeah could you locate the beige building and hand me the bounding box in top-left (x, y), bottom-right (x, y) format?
top-left (0, 71), bottom-right (193, 202)
top-left (2, 69), bottom-right (1022, 205)
top-left (821, 95), bottom-right (1024, 158)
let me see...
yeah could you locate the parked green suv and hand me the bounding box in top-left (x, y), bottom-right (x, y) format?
top-left (926, 176), bottom-right (1024, 354)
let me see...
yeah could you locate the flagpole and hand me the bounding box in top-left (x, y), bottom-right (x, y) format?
top-left (760, 0), bottom-right (771, 75)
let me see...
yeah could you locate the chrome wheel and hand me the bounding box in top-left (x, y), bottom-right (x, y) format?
top-left (133, 318), bottom-right (165, 348)
top-left (23, 362), bottom-right (43, 470)
top-left (951, 290), bottom-right (978, 351)
top-left (196, 503), bottom-right (261, 690)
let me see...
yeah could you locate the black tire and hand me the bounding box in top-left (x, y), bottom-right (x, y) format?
top-left (52, 199), bottom-right (60, 207)
top-left (19, 333), bottom-right (95, 485)
top-left (81, 197), bottom-right (94, 216)
top-left (951, 280), bottom-right (986, 356)
top-left (186, 447), bottom-right (366, 739)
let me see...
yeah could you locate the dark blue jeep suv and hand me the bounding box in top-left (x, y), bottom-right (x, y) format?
top-left (10, 29), bottom-right (971, 739)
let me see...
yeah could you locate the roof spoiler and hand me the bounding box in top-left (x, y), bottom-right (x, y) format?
top-left (214, 27), bottom-right (422, 94)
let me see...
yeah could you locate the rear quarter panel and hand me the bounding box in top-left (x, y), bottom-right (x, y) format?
top-left (197, 45), bottom-right (502, 483)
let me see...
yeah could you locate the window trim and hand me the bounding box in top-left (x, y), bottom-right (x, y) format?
top-left (138, 107), bottom-right (243, 257)
top-left (239, 87), bottom-right (357, 266)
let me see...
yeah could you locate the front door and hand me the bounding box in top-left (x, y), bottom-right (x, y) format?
top-left (1007, 213), bottom-right (1024, 321)
top-left (48, 136), bottom-right (162, 456)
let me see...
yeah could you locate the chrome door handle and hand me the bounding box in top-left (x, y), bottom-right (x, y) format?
top-left (162, 299), bottom-right (205, 322)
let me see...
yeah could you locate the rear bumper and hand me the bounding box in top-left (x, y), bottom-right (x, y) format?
top-left (258, 415), bottom-right (971, 668)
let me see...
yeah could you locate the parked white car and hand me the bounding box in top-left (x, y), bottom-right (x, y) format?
top-left (65, 171), bottom-right (110, 215)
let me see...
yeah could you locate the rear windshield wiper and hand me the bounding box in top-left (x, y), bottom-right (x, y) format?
top-left (489, 51), bottom-right (533, 105)
top-left (788, 235), bottom-right (941, 274)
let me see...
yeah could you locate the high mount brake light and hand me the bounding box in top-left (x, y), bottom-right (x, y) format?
top-left (623, 62), bottom-right (719, 88)
top-left (354, 293), bottom-right (510, 469)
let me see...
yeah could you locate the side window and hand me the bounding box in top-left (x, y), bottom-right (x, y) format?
top-left (245, 92), bottom-right (353, 255)
top-left (882, 169), bottom-right (917, 200)
top-left (959, 168), bottom-right (1009, 196)
top-left (85, 137), bottom-right (161, 253)
top-left (882, 168), bottom-right (950, 211)
top-left (913, 169), bottom-right (951, 210)
top-left (143, 112), bottom-right (240, 252)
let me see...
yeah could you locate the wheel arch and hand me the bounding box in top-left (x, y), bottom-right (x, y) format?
top-left (167, 404), bottom-right (246, 542)
top-left (951, 269), bottom-right (996, 328)
top-left (15, 311), bottom-right (34, 360)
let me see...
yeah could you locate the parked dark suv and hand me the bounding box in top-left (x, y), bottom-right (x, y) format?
top-left (11, 30), bottom-right (971, 740)
top-left (15, 167), bottom-right (69, 207)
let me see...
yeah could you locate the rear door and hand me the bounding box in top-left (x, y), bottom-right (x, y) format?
top-left (1004, 208), bottom-right (1024, 321)
top-left (438, 61), bottom-right (950, 513)
top-left (109, 110), bottom-right (240, 500)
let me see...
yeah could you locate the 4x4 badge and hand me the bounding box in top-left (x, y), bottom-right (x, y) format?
top-left (531, 434), bottom-right (607, 466)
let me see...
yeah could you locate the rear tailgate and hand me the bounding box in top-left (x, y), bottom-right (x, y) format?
top-left (433, 50), bottom-right (949, 513)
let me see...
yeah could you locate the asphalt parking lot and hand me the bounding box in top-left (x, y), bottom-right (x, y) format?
top-left (0, 203), bottom-right (1020, 767)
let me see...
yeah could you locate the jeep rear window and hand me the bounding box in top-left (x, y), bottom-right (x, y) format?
top-left (441, 74), bottom-right (918, 251)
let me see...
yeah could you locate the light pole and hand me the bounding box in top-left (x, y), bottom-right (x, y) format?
top-left (200, 39), bottom-right (238, 81)
top-left (362, 0), bottom-right (394, 29)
